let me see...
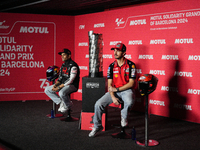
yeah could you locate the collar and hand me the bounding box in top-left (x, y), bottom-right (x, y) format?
top-left (63, 58), bottom-right (71, 65)
top-left (114, 58), bottom-right (127, 67)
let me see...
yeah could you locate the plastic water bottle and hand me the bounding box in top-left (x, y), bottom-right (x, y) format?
top-left (51, 109), bottom-right (54, 118)
top-left (131, 127), bottom-right (136, 140)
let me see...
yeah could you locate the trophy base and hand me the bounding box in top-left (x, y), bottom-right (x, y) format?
top-left (89, 71), bottom-right (103, 78)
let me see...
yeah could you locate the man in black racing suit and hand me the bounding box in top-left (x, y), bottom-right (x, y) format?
top-left (45, 49), bottom-right (80, 113)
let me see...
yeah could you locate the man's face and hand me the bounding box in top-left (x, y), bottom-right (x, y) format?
top-left (114, 49), bottom-right (124, 59)
top-left (61, 53), bottom-right (70, 61)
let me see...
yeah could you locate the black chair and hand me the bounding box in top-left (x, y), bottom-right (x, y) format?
top-left (46, 102), bottom-right (64, 118)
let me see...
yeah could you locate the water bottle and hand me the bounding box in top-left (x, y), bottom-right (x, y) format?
top-left (51, 109), bottom-right (54, 118)
top-left (131, 127), bottom-right (136, 140)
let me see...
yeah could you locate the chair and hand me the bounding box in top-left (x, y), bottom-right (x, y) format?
top-left (46, 101), bottom-right (64, 118)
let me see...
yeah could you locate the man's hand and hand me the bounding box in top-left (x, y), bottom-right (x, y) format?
top-left (112, 96), bottom-right (120, 105)
top-left (51, 81), bottom-right (61, 92)
top-left (108, 86), bottom-right (117, 92)
top-left (52, 86), bottom-right (59, 92)
top-left (108, 85), bottom-right (121, 105)
top-left (108, 79), bottom-right (122, 105)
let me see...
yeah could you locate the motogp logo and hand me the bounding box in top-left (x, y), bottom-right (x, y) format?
top-left (115, 18), bottom-right (125, 27)
top-left (0, 20), bottom-right (5, 25)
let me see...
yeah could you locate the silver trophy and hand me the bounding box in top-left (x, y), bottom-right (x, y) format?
top-left (88, 31), bottom-right (103, 77)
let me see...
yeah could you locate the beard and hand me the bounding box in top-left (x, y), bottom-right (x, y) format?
top-left (114, 54), bottom-right (123, 59)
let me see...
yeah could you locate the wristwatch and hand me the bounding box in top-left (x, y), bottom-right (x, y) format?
top-left (116, 88), bottom-right (119, 92)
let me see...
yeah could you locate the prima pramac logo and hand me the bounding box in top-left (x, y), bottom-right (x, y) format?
top-left (0, 20), bottom-right (9, 29)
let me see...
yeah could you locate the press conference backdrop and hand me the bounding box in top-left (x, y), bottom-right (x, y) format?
top-left (1, 0), bottom-right (200, 124)
top-left (0, 13), bottom-right (74, 101)
top-left (74, 0), bottom-right (200, 123)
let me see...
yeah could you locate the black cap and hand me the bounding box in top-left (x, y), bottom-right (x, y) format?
top-left (58, 49), bottom-right (71, 55)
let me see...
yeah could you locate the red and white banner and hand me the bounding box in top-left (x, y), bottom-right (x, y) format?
top-left (74, 0), bottom-right (200, 123)
top-left (0, 13), bottom-right (74, 101)
top-left (1, 0), bottom-right (200, 124)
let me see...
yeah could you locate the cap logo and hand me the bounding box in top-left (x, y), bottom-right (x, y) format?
top-left (116, 44), bottom-right (121, 47)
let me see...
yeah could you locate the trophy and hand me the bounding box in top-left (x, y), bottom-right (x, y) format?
top-left (88, 30), bottom-right (103, 77)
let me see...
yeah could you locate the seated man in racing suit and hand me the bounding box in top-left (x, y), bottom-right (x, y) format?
top-left (89, 43), bottom-right (136, 137)
top-left (45, 48), bottom-right (80, 113)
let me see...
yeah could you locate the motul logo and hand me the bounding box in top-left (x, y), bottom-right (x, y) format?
top-left (188, 89), bottom-right (200, 95)
top-left (20, 26), bottom-right (49, 33)
top-left (138, 55), bottom-right (153, 59)
top-left (103, 55), bottom-right (112, 59)
top-left (188, 55), bottom-right (200, 60)
top-left (128, 40), bottom-right (142, 45)
top-left (136, 69), bottom-right (142, 74)
top-left (125, 55), bottom-right (132, 59)
top-left (78, 42), bottom-right (88, 46)
top-left (174, 103), bottom-right (192, 111)
top-left (149, 99), bottom-right (165, 106)
top-left (161, 86), bottom-right (178, 92)
top-left (149, 70), bottom-right (165, 75)
top-left (110, 41), bottom-right (122, 45)
top-left (130, 19), bottom-right (146, 26)
top-left (79, 66), bottom-right (88, 70)
top-left (174, 71), bottom-right (193, 77)
top-left (150, 39), bottom-right (166, 44)
top-left (94, 23), bottom-right (105, 28)
top-left (161, 55), bottom-right (179, 60)
top-left (174, 38), bottom-right (193, 44)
